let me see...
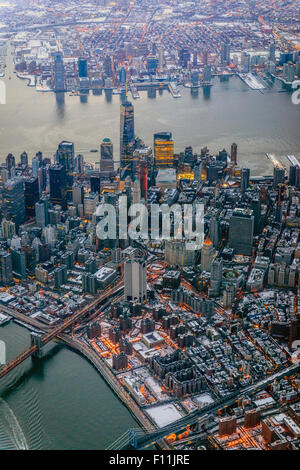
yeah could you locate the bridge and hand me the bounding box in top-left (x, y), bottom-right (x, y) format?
top-left (108, 362), bottom-right (300, 450)
top-left (0, 281), bottom-right (123, 380)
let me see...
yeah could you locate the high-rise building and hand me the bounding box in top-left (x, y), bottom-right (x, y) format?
top-left (221, 42), bottom-right (231, 66)
top-left (231, 143), bottom-right (237, 165)
top-left (24, 177), bottom-right (39, 218)
top-left (120, 101), bottom-right (135, 169)
top-left (3, 177), bottom-right (26, 227)
top-left (20, 151), bottom-right (28, 167)
top-left (165, 240), bottom-right (196, 267)
top-left (0, 250), bottom-right (13, 285)
top-left (49, 165), bottom-right (67, 210)
top-left (146, 56), bottom-right (158, 75)
top-left (100, 138), bottom-right (114, 173)
top-left (54, 264), bottom-right (68, 289)
top-left (241, 168), bottom-right (250, 192)
top-left (1, 219), bottom-right (16, 239)
top-left (10, 247), bottom-right (26, 278)
top-left (32, 156), bottom-right (40, 178)
top-left (201, 236), bottom-right (215, 272)
top-left (209, 216), bottom-right (221, 248)
top-left (229, 208), bottom-right (254, 256)
top-left (72, 182), bottom-right (84, 207)
top-left (269, 43), bottom-right (276, 63)
top-left (6, 153), bottom-right (15, 177)
top-left (209, 257), bottom-right (223, 297)
top-left (53, 51), bottom-right (65, 91)
top-left (35, 197), bottom-right (49, 228)
top-left (78, 57), bottom-right (88, 78)
top-left (154, 132), bottom-right (174, 167)
top-left (124, 258), bottom-right (147, 303)
top-left (273, 166), bottom-right (285, 188)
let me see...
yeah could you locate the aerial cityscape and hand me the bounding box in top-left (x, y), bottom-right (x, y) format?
top-left (0, 0), bottom-right (299, 455)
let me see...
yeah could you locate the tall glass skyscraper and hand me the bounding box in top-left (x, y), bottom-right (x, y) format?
top-left (120, 101), bottom-right (134, 169)
top-left (100, 138), bottom-right (114, 173)
top-left (3, 177), bottom-right (26, 227)
top-left (53, 52), bottom-right (65, 91)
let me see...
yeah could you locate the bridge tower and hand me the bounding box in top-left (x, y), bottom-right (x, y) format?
top-left (129, 429), bottom-right (138, 449)
top-left (31, 332), bottom-right (44, 359)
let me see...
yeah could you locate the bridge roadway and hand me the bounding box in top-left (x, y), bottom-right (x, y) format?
top-left (115, 362), bottom-right (300, 449)
top-left (0, 280), bottom-right (123, 380)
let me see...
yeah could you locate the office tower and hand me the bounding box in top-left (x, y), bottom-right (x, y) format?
top-left (191, 70), bottom-right (199, 86)
top-left (84, 192), bottom-right (99, 219)
top-left (119, 67), bottom-right (126, 85)
top-left (24, 177), bottom-right (39, 218)
top-left (112, 352), bottom-right (128, 371)
top-left (6, 153), bottom-right (15, 177)
top-left (56, 141), bottom-right (74, 173)
top-left (223, 284), bottom-right (235, 308)
top-left (32, 156), bottom-right (40, 178)
top-left (221, 41), bottom-right (231, 66)
top-left (120, 101), bottom-right (135, 168)
top-left (104, 55), bottom-right (112, 77)
top-left (273, 166), bottom-right (285, 188)
top-left (231, 142), bottom-right (237, 165)
top-left (133, 178), bottom-right (140, 204)
top-left (49, 165), bottom-right (67, 210)
top-left (10, 247), bottom-right (26, 278)
top-left (1, 219), bottom-right (15, 239)
top-left (201, 236), bottom-right (215, 272)
top-left (209, 216), bottom-right (221, 248)
top-left (124, 258), bottom-right (147, 302)
top-left (203, 65), bottom-right (211, 83)
top-left (82, 273), bottom-right (98, 294)
top-left (179, 48), bottom-right (190, 68)
top-left (283, 63), bottom-right (295, 83)
top-left (20, 151), bottom-right (28, 167)
top-left (289, 165), bottom-right (300, 188)
top-left (251, 197), bottom-right (261, 236)
top-left (146, 55), bottom-right (158, 75)
top-left (74, 154), bottom-right (84, 174)
top-left (100, 138), bottom-right (114, 173)
top-left (154, 132), bottom-right (174, 167)
top-left (165, 240), bottom-right (196, 267)
top-left (0, 250), bottom-right (13, 285)
top-left (241, 52), bottom-right (250, 73)
top-left (78, 57), bottom-right (88, 78)
top-left (90, 174), bottom-right (100, 194)
top-left (229, 208), bottom-right (254, 256)
top-left (138, 160), bottom-right (148, 201)
top-left (54, 264), bottom-right (68, 289)
top-left (35, 197), bottom-right (49, 228)
top-left (158, 47), bottom-right (164, 72)
top-left (53, 51), bottom-right (65, 91)
top-left (269, 42), bottom-right (276, 63)
top-left (209, 257), bottom-right (223, 297)
top-left (72, 182), bottom-right (84, 207)
top-left (3, 177), bottom-right (26, 227)
top-left (241, 168), bottom-right (250, 192)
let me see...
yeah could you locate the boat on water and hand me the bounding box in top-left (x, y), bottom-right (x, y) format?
top-left (90, 149), bottom-right (98, 153)
top-left (0, 313), bottom-right (12, 326)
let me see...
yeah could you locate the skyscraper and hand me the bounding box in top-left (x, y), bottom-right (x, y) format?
top-left (221, 42), bottom-right (231, 66)
top-left (100, 138), bottom-right (114, 173)
top-left (3, 177), bottom-right (26, 227)
top-left (120, 101), bottom-right (135, 169)
top-left (229, 208), bottom-right (254, 256)
top-left (56, 141), bottom-right (75, 201)
top-left (241, 168), bottom-right (250, 192)
top-left (124, 258), bottom-right (147, 303)
top-left (209, 257), bottom-right (223, 297)
top-left (53, 51), bottom-right (65, 91)
top-left (231, 143), bottom-right (237, 165)
top-left (273, 166), bottom-right (285, 188)
top-left (0, 250), bottom-right (13, 285)
top-left (24, 177), bottom-right (39, 218)
top-left (35, 198), bottom-right (49, 228)
top-left (49, 165), bottom-right (67, 210)
top-left (6, 153), bottom-right (15, 177)
top-left (154, 132), bottom-right (174, 167)
top-left (209, 216), bottom-right (221, 248)
top-left (201, 236), bottom-right (215, 272)
top-left (78, 57), bottom-right (88, 78)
